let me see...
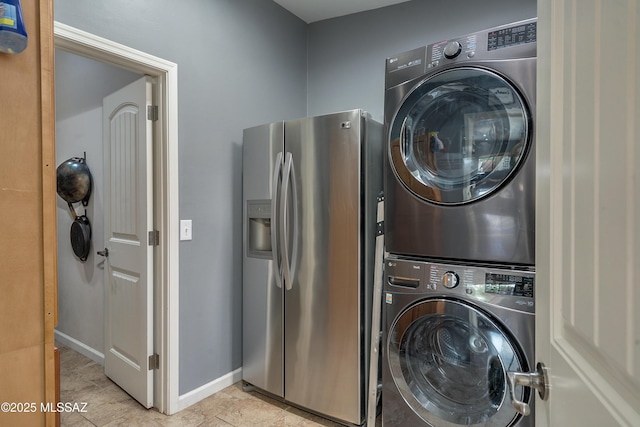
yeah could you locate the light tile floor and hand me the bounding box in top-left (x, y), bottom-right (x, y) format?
top-left (58, 343), bottom-right (377, 426)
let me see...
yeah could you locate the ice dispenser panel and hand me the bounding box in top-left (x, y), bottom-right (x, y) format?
top-left (247, 200), bottom-right (272, 259)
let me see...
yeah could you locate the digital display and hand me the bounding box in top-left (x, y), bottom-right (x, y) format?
top-left (485, 273), bottom-right (534, 297)
top-left (488, 22), bottom-right (537, 51)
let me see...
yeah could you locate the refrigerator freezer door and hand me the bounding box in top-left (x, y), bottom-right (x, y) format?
top-left (242, 122), bottom-right (284, 398)
top-left (283, 110), bottom-right (365, 424)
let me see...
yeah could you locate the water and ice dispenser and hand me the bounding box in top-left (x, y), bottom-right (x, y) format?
top-left (246, 200), bottom-right (272, 259)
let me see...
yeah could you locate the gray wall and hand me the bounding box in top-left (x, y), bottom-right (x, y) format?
top-left (54, 0), bottom-right (307, 395)
top-left (55, 49), bottom-right (141, 358)
top-left (307, 0), bottom-right (537, 122)
top-left (54, 0), bottom-right (536, 398)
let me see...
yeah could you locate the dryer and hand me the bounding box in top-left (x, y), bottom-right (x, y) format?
top-left (382, 256), bottom-right (535, 426)
top-left (384, 19), bottom-right (537, 265)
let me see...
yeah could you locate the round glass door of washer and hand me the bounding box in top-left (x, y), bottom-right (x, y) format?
top-left (387, 298), bottom-right (530, 426)
top-left (388, 67), bottom-right (531, 205)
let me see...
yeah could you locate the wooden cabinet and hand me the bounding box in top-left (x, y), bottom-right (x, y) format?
top-left (0, 1), bottom-right (57, 426)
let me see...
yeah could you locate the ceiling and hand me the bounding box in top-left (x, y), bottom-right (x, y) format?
top-left (273, 0), bottom-right (412, 23)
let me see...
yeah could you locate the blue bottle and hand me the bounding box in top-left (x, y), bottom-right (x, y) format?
top-left (0, 0), bottom-right (28, 54)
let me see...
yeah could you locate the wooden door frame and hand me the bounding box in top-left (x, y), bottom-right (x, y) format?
top-left (53, 22), bottom-right (180, 414)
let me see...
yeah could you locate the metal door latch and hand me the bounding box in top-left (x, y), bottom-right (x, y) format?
top-left (97, 248), bottom-right (109, 257)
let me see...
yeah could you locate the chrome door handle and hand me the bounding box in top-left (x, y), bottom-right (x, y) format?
top-left (507, 362), bottom-right (549, 416)
top-left (280, 152), bottom-right (293, 291)
top-left (287, 153), bottom-right (299, 287)
top-left (271, 152), bottom-right (283, 289)
top-left (97, 248), bottom-right (109, 258)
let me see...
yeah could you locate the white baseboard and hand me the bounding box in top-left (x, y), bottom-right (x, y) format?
top-left (176, 368), bottom-right (243, 412)
top-left (55, 327), bottom-right (242, 414)
top-left (54, 330), bottom-right (105, 365)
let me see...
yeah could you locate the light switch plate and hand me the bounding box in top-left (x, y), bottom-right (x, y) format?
top-left (180, 219), bottom-right (192, 241)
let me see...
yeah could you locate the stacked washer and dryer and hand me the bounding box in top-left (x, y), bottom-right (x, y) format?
top-left (382, 19), bottom-right (538, 426)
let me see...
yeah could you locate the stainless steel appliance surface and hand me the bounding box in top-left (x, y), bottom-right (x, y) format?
top-left (384, 18), bottom-right (537, 265)
top-left (382, 255), bottom-right (535, 426)
top-left (242, 109), bottom-right (383, 426)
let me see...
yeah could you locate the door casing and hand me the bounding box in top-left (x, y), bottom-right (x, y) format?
top-left (53, 22), bottom-right (180, 415)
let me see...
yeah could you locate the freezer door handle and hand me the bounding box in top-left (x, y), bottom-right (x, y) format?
top-left (271, 151), bottom-right (283, 289)
top-left (280, 152), bottom-right (299, 291)
top-left (288, 153), bottom-right (299, 287)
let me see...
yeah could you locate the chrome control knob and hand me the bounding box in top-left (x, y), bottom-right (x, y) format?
top-left (443, 41), bottom-right (462, 59)
top-left (442, 271), bottom-right (459, 288)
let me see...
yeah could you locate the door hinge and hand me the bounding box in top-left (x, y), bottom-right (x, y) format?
top-left (148, 353), bottom-right (160, 370)
top-left (147, 105), bottom-right (158, 121)
top-left (148, 230), bottom-right (159, 246)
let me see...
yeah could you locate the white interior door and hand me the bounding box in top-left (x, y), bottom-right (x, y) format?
top-left (102, 76), bottom-right (155, 408)
top-left (536, 1), bottom-right (640, 425)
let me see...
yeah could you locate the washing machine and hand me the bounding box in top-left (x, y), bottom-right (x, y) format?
top-left (384, 18), bottom-right (537, 265)
top-left (382, 256), bottom-right (535, 426)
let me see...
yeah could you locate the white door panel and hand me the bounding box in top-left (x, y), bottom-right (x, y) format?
top-left (103, 76), bottom-right (154, 408)
top-left (537, 0), bottom-right (640, 425)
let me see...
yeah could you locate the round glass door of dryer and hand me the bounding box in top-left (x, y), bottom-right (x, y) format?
top-left (387, 298), bottom-right (529, 426)
top-left (388, 67), bottom-right (531, 205)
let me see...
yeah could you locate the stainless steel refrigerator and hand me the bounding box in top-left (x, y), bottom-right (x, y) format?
top-left (242, 109), bottom-right (382, 425)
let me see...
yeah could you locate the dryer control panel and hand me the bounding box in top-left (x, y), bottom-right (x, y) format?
top-left (487, 21), bottom-right (537, 51)
top-left (384, 18), bottom-right (537, 90)
top-left (424, 18), bottom-right (537, 70)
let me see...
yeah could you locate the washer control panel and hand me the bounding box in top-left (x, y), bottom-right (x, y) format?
top-left (385, 257), bottom-right (535, 313)
top-left (485, 272), bottom-right (534, 297)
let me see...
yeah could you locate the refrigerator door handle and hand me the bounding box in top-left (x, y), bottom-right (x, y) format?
top-left (288, 153), bottom-right (299, 288)
top-left (271, 151), bottom-right (283, 289)
top-left (280, 152), bottom-right (299, 291)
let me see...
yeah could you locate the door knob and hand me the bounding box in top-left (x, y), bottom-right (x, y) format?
top-left (507, 362), bottom-right (549, 416)
top-left (97, 248), bottom-right (109, 257)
